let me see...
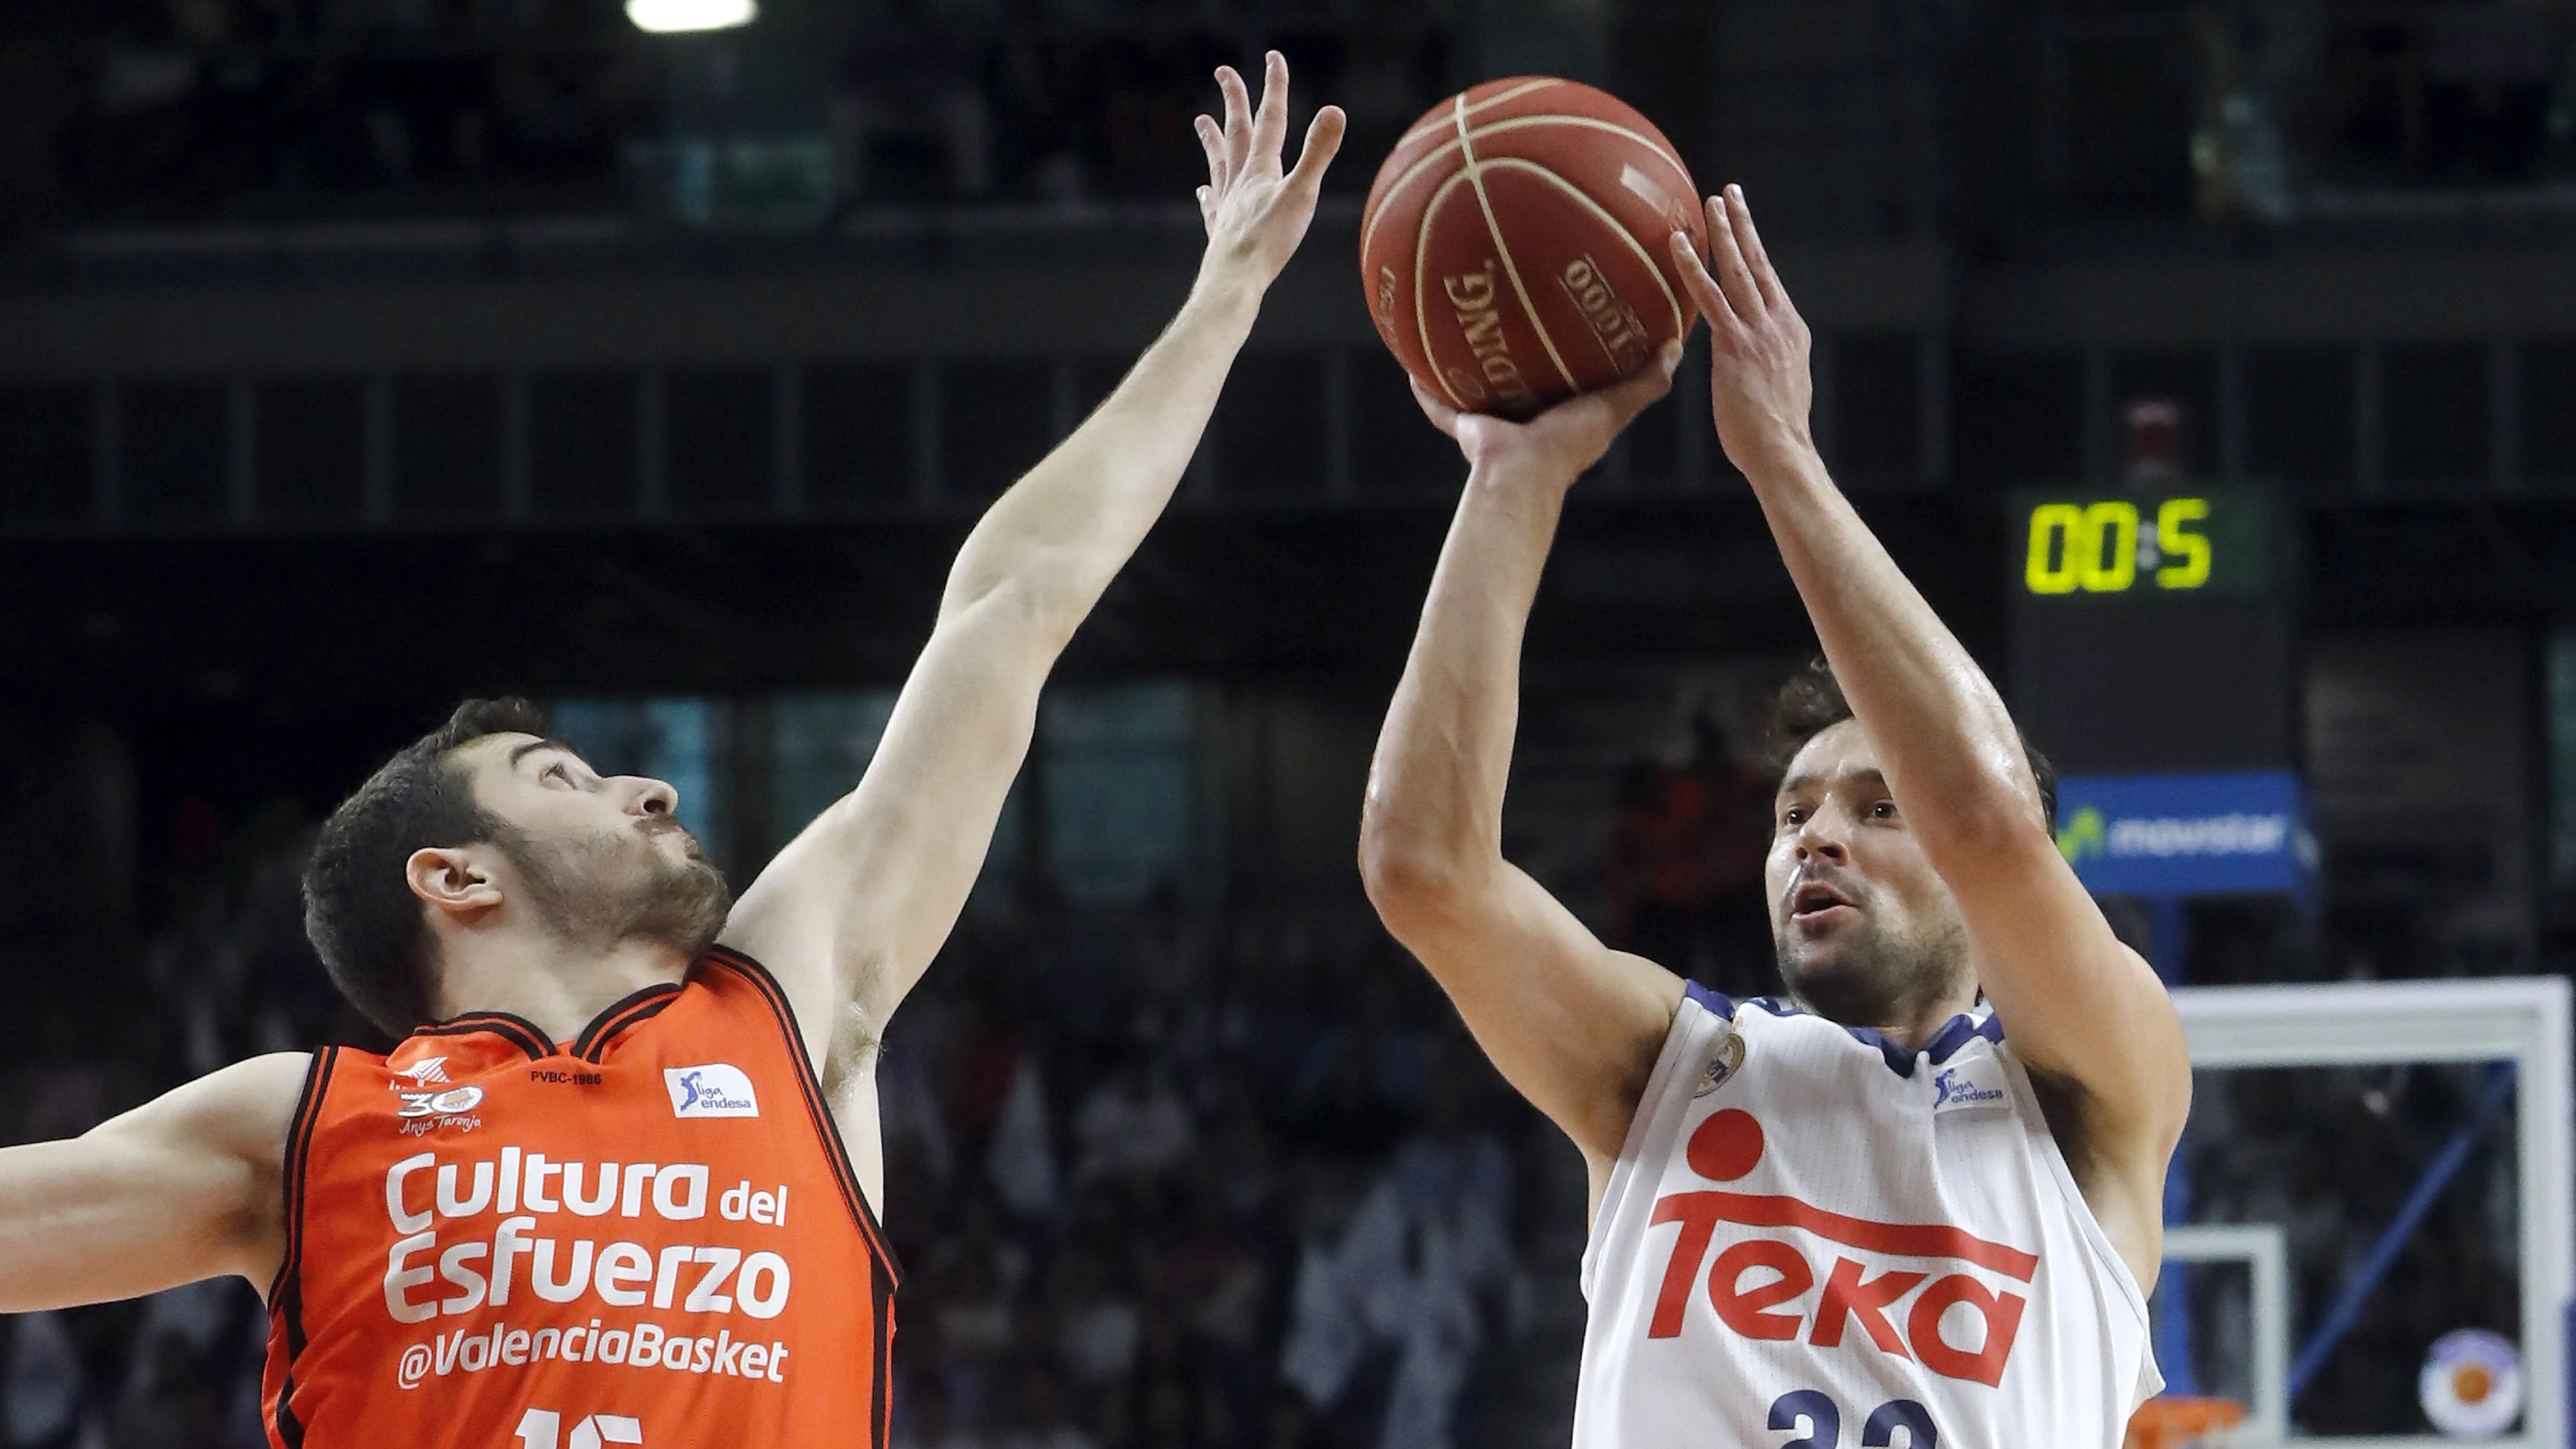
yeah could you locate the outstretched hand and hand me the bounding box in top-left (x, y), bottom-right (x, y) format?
top-left (1194, 52), bottom-right (1346, 292)
top-left (1669, 185), bottom-right (1816, 479)
top-left (1410, 343), bottom-right (1683, 487)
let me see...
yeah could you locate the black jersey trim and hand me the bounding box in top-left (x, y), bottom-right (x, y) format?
top-left (266, 1046), bottom-right (336, 1319)
top-left (412, 1011), bottom-right (555, 1062)
top-left (573, 982), bottom-right (684, 1063)
top-left (267, 1046), bottom-right (338, 1449)
top-left (871, 1269), bottom-right (895, 1449)
top-left (699, 947), bottom-right (904, 1288)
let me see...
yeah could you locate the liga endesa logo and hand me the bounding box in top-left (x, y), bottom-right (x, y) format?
top-left (1644, 1109), bottom-right (2034, 1387)
top-left (665, 1065), bottom-right (758, 1120)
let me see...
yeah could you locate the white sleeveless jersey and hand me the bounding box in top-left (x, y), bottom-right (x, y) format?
top-left (1575, 984), bottom-right (2159, 1449)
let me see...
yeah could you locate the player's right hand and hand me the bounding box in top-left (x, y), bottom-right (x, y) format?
top-left (1193, 52), bottom-right (1345, 293)
top-left (1409, 340), bottom-right (1682, 488)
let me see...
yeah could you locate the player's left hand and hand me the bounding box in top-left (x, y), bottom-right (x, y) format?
top-left (1670, 185), bottom-right (1817, 479)
top-left (1410, 341), bottom-right (1682, 488)
top-left (1194, 52), bottom-right (1345, 293)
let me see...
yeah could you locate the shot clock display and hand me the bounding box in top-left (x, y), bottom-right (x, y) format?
top-left (2008, 485), bottom-right (2293, 776)
top-left (2015, 490), bottom-right (2276, 601)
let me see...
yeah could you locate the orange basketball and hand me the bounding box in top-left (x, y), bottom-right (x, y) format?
top-left (1359, 77), bottom-right (1707, 420)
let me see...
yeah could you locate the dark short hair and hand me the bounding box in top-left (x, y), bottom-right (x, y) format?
top-left (1763, 660), bottom-right (2058, 834)
top-left (303, 698), bottom-right (545, 1035)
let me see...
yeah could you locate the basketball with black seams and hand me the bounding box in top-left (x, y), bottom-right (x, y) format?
top-left (1360, 77), bottom-right (1707, 420)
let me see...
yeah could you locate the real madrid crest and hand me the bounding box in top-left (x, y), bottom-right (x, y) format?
top-left (1692, 1021), bottom-right (1747, 1098)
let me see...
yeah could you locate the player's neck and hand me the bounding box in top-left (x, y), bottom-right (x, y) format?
top-left (431, 932), bottom-right (693, 1047)
top-left (1841, 985), bottom-right (1982, 1052)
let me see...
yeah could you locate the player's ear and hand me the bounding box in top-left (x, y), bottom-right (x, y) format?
top-left (407, 846), bottom-right (504, 918)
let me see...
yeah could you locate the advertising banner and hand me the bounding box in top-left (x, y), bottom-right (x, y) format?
top-left (2054, 772), bottom-right (2315, 898)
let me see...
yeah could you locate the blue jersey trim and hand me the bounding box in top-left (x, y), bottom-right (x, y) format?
top-left (1727, 992), bottom-right (2005, 1079)
top-left (1683, 982), bottom-right (1737, 1019)
top-left (1924, 1010), bottom-right (2008, 1065)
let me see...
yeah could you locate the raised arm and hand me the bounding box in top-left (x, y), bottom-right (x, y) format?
top-left (1669, 189), bottom-right (2189, 1262)
top-left (722, 55), bottom-right (1345, 1064)
top-left (0, 1051), bottom-right (307, 1312)
top-left (1358, 353), bottom-right (1685, 1206)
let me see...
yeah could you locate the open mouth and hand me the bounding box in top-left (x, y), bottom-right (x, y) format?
top-left (1788, 879), bottom-right (1855, 922)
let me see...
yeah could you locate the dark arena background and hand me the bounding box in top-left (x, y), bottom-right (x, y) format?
top-left (5, 1), bottom-right (2576, 1445)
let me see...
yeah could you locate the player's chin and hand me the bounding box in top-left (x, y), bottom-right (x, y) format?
top-left (1769, 931), bottom-right (1811, 976)
top-left (1774, 925), bottom-right (1865, 986)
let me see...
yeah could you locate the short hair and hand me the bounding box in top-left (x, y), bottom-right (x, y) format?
top-left (303, 698), bottom-right (545, 1035)
top-left (1763, 660), bottom-right (2058, 833)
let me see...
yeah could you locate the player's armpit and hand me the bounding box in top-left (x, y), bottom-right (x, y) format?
top-left (2022, 1017), bottom-right (2184, 1291)
top-left (0, 1051), bottom-right (310, 1312)
top-left (720, 593), bottom-right (1050, 1067)
top-left (1364, 850), bottom-right (1683, 1186)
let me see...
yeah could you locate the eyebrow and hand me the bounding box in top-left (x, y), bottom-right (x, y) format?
top-left (507, 737), bottom-right (580, 769)
top-left (1776, 767), bottom-right (1890, 800)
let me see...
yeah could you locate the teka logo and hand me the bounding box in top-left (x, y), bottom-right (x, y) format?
top-left (665, 1065), bottom-right (759, 1119)
top-left (1931, 1066), bottom-right (2006, 1115)
top-left (1645, 1109), bottom-right (2035, 1387)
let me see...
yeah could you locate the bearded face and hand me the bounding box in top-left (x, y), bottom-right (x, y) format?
top-left (1771, 865), bottom-right (1969, 1029)
top-left (498, 813), bottom-right (733, 962)
top-left (1764, 719), bottom-right (1976, 1029)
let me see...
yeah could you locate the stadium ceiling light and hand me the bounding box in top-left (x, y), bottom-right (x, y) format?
top-left (626, 0), bottom-right (757, 32)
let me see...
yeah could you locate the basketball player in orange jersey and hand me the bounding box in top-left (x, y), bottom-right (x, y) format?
top-left (1359, 187), bottom-right (2190, 1443)
top-left (0, 56), bottom-right (1342, 1449)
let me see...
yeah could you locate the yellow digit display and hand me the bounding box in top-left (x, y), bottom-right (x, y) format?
top-left (2155, 497), bottom-right (2211, 589)
top-left (2025, 503), bottom-right (2084, 594)
top-left (2081, 501), bottom-right (2139, 592)
top-left (2021, 496), bottom-right (2214, 596)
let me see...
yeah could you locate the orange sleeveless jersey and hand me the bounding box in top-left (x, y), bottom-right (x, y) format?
top-left (261, 949), bottom-right (899, 1448)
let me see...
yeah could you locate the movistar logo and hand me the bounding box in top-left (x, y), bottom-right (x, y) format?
top-left (2060, 805), bottom-right (2290, 863)
top-left (2057, 806), bottom-right (2107, 864)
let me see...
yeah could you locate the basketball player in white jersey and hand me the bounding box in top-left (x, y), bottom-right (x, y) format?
top-left (1358, 187), bottom-right (2191, 1446)
top-left (0, 55), bottom-right (1343, 1440)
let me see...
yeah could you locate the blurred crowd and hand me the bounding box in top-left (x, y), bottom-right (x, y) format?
top-left (0, 0), bottom-right (1455, 235)
top-left (2307, 0), bottom-right (2576, 190)
top-left (12, 0), bottom-right (2576, 240)
top-left (819, 1), bottom-right (1448, 213)
top-left (872, 897), bottom-right (1558, 1449)
top-left (4, 0), bottom-right (656, 230)
top-left (0, 792), bottom-right (334, 1449)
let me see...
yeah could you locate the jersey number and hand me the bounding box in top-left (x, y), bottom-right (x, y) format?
top-left (514, 1409), bottom-right (643, 1449)
top-left (1770, 1390), bottom-right (1939, 1448)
